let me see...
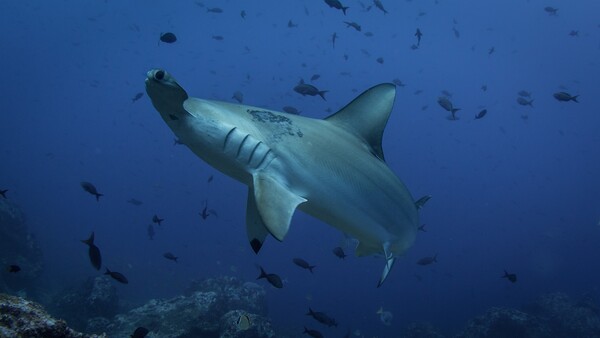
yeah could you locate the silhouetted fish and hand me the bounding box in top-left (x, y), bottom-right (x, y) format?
top-left (294, 79), bottom-right (327, 100)
top-left (152, 214), bottom-right (164, 226)
top-left (553, 92), bottom-right (578, 102)
top-left (257, 266), bottom-right (283, 288)
top-left (293, 258), bottom-right (316, 273)
top-left (159, 32), bottom-right (177, 43)
top-left (332, 247), bottom-right (346, 259)
top-left (81, 181), bottom-right (103, 201)
top-left (324, 0), bottom-right (349, 15)
top-left (131, 326), bottom-right (149, 338)
top-left (283, 106), bottom-right (301, 115)
top-left (417, 254), bottom-right (437, 265)
top-left (414, 195), bottom-right (432, 210)
top-left (502, 270), bottom-right (517, 283)
top-left (517, 97), bottom-right (534, 107)
top-left (163, 252), bottom-right (178, 262)
top-left (207, 7), bottom-right (223, 13)
top-left (127, 198), bottom-right (143, 206)
top-left (131, 92), bottom-right (144, 103)
top-left (306, 307), bottom-right (338, 327)
top-left (475, 109), bottom-right (487, 119)
top-left (418, 224), bottom-right (427, 232)
top-left (303, 326), bottom-right (324, 338)
top-left (8, 265), bottom-right (20, 273)
top-left (105, 268), bottom-right (128, 284)
top-left (81, 232), bottom-right (102, 270)
top-left (344, 21), bottom-right (361, 31)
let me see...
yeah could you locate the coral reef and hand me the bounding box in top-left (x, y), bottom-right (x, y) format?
top-left (50, 276), bottom-right (118, 332)
top-left (456, 307), bottom-right (550, 338)
top-left (402, 322), bottom-right (445, 338)
top-left (106, 276), bottom-right (274, 337)
top-left (0, 199), bottom-right (43, 297)
top-left (0, 293), bottom-right (106, 337)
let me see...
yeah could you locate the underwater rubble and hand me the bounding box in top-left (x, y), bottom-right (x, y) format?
top-left (0, 293), bottom-right (106, 337)
top-left (104, 276), bottom-right (274, 337)
top-left (0, 198), bottom-right (43, 297)
top-left (50, 276), bottom-right (119, 333)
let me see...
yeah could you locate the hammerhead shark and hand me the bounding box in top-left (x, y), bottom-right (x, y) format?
top-left (145, 69), bottom-right (419, 286)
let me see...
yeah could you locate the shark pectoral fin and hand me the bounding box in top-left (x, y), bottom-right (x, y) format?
top-left (253, 173), bottom-right (306, 241)
top-left (377, 256), bottom-right (396, 288)
top-left (246, 188), bottom-right (270, 254)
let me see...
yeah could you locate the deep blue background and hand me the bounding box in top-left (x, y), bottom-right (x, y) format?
top-left (1, 1), bottom-right (599, 336)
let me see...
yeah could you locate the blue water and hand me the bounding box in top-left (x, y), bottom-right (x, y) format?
top-left (1, 1), bottom-right (599, 336)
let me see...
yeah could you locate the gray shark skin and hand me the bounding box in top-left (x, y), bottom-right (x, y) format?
top-left (145, 69), bottom-right (419, 286)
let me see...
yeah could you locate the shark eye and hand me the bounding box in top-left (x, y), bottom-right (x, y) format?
top-left (154, 70), bottom-right (165, 81)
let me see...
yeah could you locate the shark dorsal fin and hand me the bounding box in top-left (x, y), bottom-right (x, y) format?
top-left (325, 83), bottom-right (396, 161)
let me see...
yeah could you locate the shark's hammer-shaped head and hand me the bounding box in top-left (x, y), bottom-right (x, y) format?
top-left (145, 69), bottom-right (189, 122)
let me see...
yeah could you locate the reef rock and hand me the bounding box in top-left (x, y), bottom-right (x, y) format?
top-left (525, 292), bottom-right (600, 337)
top-left (403, 322), bottom-right (445, 338)
top-left (50, 276), bottom-right (118, 332)
top-left (0, 199), bottom-right (43, 296)
top-left (0, 293), bottom-right (106, 337)
top-left (106, 276), bottom-right (274, 337)
top-left (456, 307), bottom-right (550, 338)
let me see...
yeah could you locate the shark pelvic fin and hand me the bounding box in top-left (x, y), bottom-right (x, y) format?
top-left (252, 173), bottom-right (306, 241)
top-left (325, 83), bottom-right (396, 161)
top-left (377, 256), bottom-right (396, 288)
top-left (246, 188), bottom-right (270, 253)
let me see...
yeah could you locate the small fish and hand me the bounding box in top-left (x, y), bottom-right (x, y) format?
top-left (212, 35), bottom-right (224, 41)
top-left (232, 91), bottom-right (243, 103)
top-left (324, 0), bottom-right (349, 15)
top-left (283, 106), bottom-right (301, 115)
top-left (81, 181), bottom-right (103, 201)
top-left (131, 327), bottom-right (149, 338)
top-left (518, 90), bottom-right (531, 97)
top-left (236, 314), bottom-right (251, 330)
top-left (376, 57), bottom-right (384, 64)
top-left (207, 7), bottom-right (223, 13)
top-left (392, 79), bottom-right (406, 87)
top-left (502, 270), bottom-right (517, 283)
top-left (240, 10), bottom-right (246, 19)
top-left (147, 224), bottom-right (155, 240)
top-left (294, 79), bottom-right (328, 100)
top-left (257, 266), bottom-right (283, 288)
top-left (332, 246), bottom-right (346, 259)
top-left (8, 265), bottom-right (21, 273)
top-left (452, 26), bottom-right (460, 38)
top-left (131, 92), bottom-right (143, 103)
top-left (364, 31), bottom-right (374, 37)
top-left (517, 97), bottom-right (534, 107)
top-left (152, 214), bottom-right (164, 226)
top-left (105, 268), bottom-right (129, 284)
top-left (569, 30), bottom-right (579, 37)
top-left (0, 189), bottom-right (7, 198)
top-left (417, 254), bottom-right (437, 265)
top-left (344, 21), bottom-right (362, 32)
top-left (415, 28), bottom-right (422, 46)
top-left (418, 224), bottom-right (427, 232)
top-left (475, 109), bottom-right (487, 119)
top-left (488, 46), bottom-right (495, 55)
top-left (331, 32), bottom-right (337, 48)
top-left (544, 6), bottom-right (558, 16)
top-left (159, 32), bottom-right (177, 44)
top-left (437, 97), bottom-right (460, 120)
top-left (310, 74), bottom-right (320, 81)
top-left (553, 92), bottom-right (579, 102)
top-left (293, 258), bottom-right (316, 273)
top-left (127, 198), bottom-right (143, 206)
top-left (81, 232), bottom-right (102, 270)
top-left (481, 84), bottom-right (487, 91)
top-left (373, 0), bottom-right (388, 14)
top-left (303, 327), bottom-right (324, 338)
top-left (414, 195), bottom-right (432, 209)
top-left (163, 252), bottom-right (178, 262)
top-left (288, 20), bottom-right (298, 28)
top-left (200, 201), bottom-right (218, 220)
top-left (306, 307), bottom-right (338, 327)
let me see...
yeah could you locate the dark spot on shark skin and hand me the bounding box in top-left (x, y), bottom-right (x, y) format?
top-left (246, 109), bottom-right (303, 139)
